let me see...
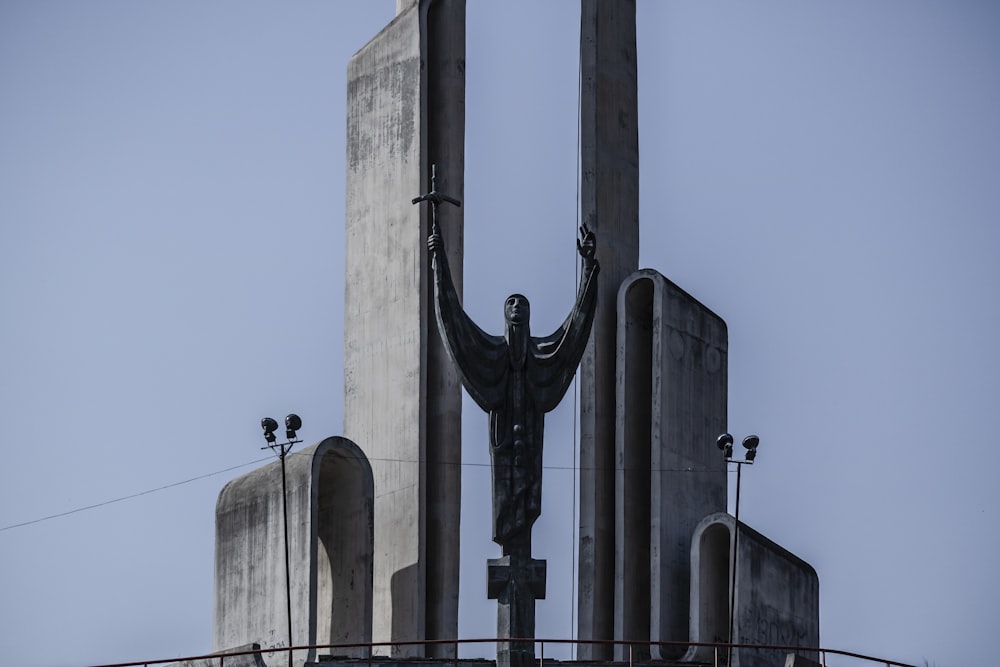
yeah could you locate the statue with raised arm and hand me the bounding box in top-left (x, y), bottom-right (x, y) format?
top-left (416, 167), bottom-right (599, 667)
top-left (428, 222), bottom-right (599, 551)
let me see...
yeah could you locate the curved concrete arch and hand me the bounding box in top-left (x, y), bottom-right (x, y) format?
top-left (684, 513), bottom-right (733, 665)
top-left (683, 512), bottom-right (820, 667)
top-left (214, 436), bottom-right (374, 667)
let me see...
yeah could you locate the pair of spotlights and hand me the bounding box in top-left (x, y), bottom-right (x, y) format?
top-left (716, 433), bottom-right (760, 461)
top-left (261, 414), bottom-right (302, 444)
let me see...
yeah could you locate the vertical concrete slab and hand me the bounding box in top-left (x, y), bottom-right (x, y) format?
top-left (576, 1), bottom-right (639, 659)
top-left (344, 0), bottom-right (465, 657)
top-left (613, 274), bottom-right (653, 660)
top-left (615, 270), bottom-right (728, 660)
top-left (685, 513), bottom-right (820, 667)
top-left (213, 438), bottom-right (374, 667)
top-left (422, 2), bottom-right (465, 652)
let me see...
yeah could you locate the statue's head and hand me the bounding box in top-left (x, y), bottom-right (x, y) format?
top-left (504, 294), bottom-right (530, 326)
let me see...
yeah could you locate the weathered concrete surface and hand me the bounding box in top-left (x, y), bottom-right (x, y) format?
top-left (576, 1), bottom-right (639, 660)
top-left (344, 0), bottom-right (465, 657)
top-left (685, 513), bottom-right (820, 667)
top-left (614, 270), bottom-right (728, 661)
top-left (214, 438), bottom-right (374, 667)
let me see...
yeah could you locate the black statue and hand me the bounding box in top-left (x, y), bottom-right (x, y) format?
top-left (428, 224), bottom-right (599, 550)
top-left (416, 167), bottom-right (599, 667)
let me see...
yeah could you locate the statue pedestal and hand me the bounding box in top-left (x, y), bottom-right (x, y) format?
top-left (488, 555), bottom-right (546, 667)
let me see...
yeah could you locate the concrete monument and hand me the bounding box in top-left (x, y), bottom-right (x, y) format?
top-left (207, 4), bottom-right (826, 667)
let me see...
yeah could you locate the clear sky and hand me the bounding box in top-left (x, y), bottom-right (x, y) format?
top-left (1, 2), bottom-right (998, 667)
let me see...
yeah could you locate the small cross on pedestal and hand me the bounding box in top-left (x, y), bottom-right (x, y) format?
top-left (488, 554), bottom-right (547, 667)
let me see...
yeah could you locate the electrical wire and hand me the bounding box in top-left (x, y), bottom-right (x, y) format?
top-left (0, 454), bottom-right (729, 534)
top-left (570, 2), bottom-right (584, 651)
top-left (0, 456), bottom-right (271, 533)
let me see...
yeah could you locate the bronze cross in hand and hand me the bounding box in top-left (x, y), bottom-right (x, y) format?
top-left (412, 163), bottom-right (461, 235)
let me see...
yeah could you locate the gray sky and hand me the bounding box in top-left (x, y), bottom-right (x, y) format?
top-left (2, 2), bottom-right (998, 667)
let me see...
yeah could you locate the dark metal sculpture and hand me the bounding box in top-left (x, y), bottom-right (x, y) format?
top-left (416, 169), bottom-right (599, 667)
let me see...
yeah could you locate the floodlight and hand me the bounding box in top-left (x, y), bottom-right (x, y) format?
top-left (261, 417), bottom-right (279, 443)
top-left (742, 434), bottom-right (759, 461)
top-left (717, 433), bottom-right (734, 458)
top-left (285, 413), bottom-right (302, 439)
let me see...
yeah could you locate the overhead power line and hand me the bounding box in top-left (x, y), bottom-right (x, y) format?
top-left (0, 453), bottom-right (734, 534)
top-left (0, 456), bottom-right (272, 533)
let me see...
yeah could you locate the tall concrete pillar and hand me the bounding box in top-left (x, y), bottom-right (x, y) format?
top-left (614, 270), bottom-right (728, 660)
top-left (344, 0), bottom-right (465, 657)
top-left (576, 0), bottom-right (639, 659)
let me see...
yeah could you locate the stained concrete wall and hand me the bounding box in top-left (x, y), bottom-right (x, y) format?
top-left (614, 270), bottom-right (728, 661)
top-left (214, 438), bottom-right (374, 667)
top-left (576, 1), bottom-right (640, 658)
top-left (344, 0), bottom-right (465, 657)
top-left (685, 513), bottom-right (820, 667)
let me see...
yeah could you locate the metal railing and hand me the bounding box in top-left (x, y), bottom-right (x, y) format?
top-left (85, 637), bottom-right (922, 667)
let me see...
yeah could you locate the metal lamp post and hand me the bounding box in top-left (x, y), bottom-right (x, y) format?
top-left (716, 432), bottom-right (760, 667)
top-left (261, 414), bottom-right (303, 667)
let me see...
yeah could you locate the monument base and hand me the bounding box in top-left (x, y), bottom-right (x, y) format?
top-left (488, 555), bottom-right (546, 667)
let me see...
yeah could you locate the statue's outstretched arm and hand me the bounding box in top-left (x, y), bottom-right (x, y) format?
top-left (429, 229), bottom-right (507, 410)
top-left (538, 224), bottom-right (600, 352)
top-left (532, 225), bottom-right (600, 410)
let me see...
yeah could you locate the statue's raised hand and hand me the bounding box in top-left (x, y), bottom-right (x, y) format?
top-left (577, 224), bottom-right (596, 260)
top-left (428, 232), bottom-right (443, 255)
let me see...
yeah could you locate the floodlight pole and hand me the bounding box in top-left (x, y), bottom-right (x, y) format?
top-left (279, 443), bottom-right (293, 667)
top-left (716, 433), bottom-right (759, 667)
top-left (728, 458), bottom-right (746, 667)
top-left (262, 417), bottom-right (302, 667)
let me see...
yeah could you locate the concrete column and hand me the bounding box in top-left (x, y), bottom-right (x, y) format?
top-left (344, 0), bottom-right (465, 657)
top-left (614, 270), bottom-right (728, 660)
top-left (577, 0), bottom-right (639, 659)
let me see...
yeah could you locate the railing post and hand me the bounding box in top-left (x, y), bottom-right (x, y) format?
top-left (714, 646), bottom-right (719, 667)
top-left (628, 643), bottom-right (633, 667)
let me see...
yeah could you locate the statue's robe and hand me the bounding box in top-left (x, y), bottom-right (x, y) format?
top-left (431, 241), bottom-right (599, 547)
